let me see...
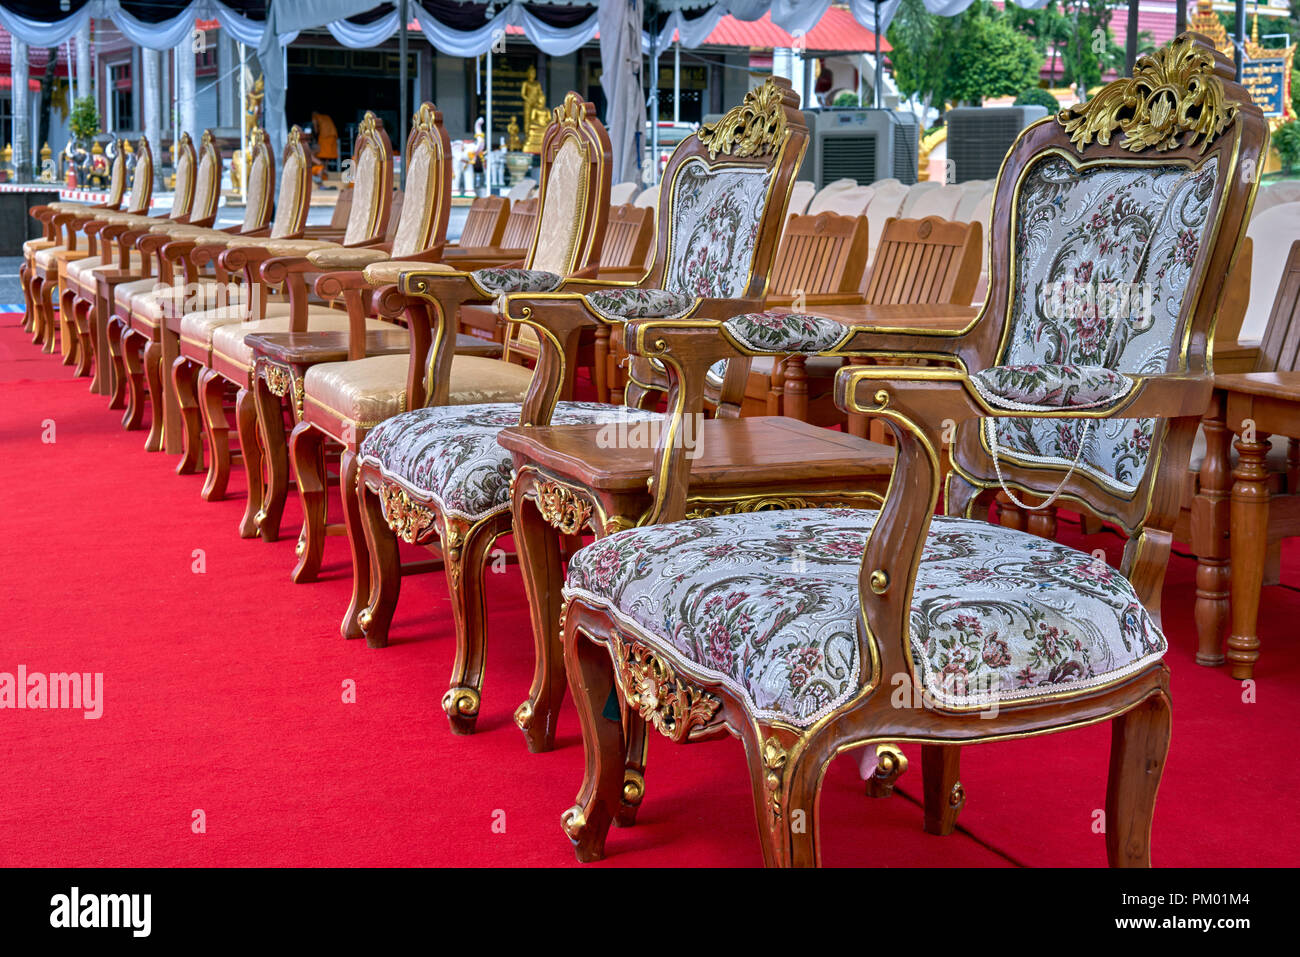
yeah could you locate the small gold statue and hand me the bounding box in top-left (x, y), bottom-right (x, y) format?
top-left (521, 65), bottom-right (549, 154)
top-left (231, 73), bottom-right (264, 193)
top-left (507, 116), bottom-right (522, 152)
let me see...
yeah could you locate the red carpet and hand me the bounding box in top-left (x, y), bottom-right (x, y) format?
top-left (1, 311), bottom-right (1296, 867)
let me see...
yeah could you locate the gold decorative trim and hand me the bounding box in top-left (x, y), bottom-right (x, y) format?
top-left (1057, 34), bottom-right (1239, 154)
top-left (610, 630), bottom-right (721, 744)
top-left (697, 77), bottom-right (788, 159)
top-left (762, 736), bottom-right (788, 822)
top-left (684, 493), bottom-right (880, 520)
top-left (262, 363), bottom-right (304, 420)
top-left (379, 483), bottom-right (436, 544)
top-left (535, 480), bottom-right (593, 535)
top-left (513, 700), bottom-right (534, 731)
top-left (442, 686), bottom-right (480, 719)
top-left (554, 91), bottom-right (586, 130)
top-left (622, 769), bottom-right (645, 807)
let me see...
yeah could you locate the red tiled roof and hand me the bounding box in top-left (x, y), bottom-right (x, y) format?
top-left (699, 10), bottom-right (890, 54)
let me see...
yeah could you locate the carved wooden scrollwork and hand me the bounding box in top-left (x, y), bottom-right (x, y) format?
top-left (378, 483), bottom-right (436, 544)
top-left (535, 481), bottom-right (594, 535)
top-left (1057, 34), bottom-right (1239, 154)
top-left (697, 77), bottom-right (789, 160)
top-left (610, 631), bottom-right (721, 743)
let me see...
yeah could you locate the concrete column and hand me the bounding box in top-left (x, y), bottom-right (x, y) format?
top-left (11, 37), bottom-right (31, 180)
top-left (76, 20), bottom-right (92, 103)
top-left (218, 30), bottom-right (237, 129)
top-left (143, 47), bottom-right (163, 189)
top-left (177, 37), bottom-right (197, 142)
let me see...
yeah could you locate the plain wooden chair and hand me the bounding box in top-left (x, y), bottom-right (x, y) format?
top-left (1193, 240), bottom-right (1300, 666)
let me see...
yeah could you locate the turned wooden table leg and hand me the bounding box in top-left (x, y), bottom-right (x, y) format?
top-left (1192, 393), bottom-right (1230, 666)
top-left (1227, 430), bottom-right (1270, 679)
top-left (783, 354), bottom-right (808, 422)
top-left (511, 483), bottom-right (568, 754)
top-left (253, 371), bottom-right (291, 543)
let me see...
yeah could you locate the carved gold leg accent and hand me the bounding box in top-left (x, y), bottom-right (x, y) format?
top-left (513, 699), bottom-right (534, 732)
top-left (621, 769), bottom-right (646, 810)
top-left (611, 630), bottom-right (721, 743)
top-left (441, 686), bottom-right (481, 733)
top-left (763, 736), bottom-right (789, 824)
top-left (865, 743), bottom-right (909, 798)
top-left (560, 805), bottom-right (587, 842)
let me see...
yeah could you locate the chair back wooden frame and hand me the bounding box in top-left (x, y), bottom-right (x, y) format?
top-left (171, 132), bottom-right (198, 222)
top-left (240, 126), bottom-right (277, 234)
top-left (104, 140), bottom-right (128, 209)
top-left (770, 211), bottom-right (870, 301)
top-left (340, 111), bottom-right (395, 247)
top-left (384, 101), bottom-right (454, 259)
top-left (401, 91), bottom-right (612, 409)
top-left (189, 129), bottom-right (223, 226)
top-left (124, 137), bottom-right (154, 215)
top-left (597, 204), bottom-right (654, 280)
top-left (1252, 240), bottom-right (1300, 375)
top-left (936, 38), bottom-right (1267, 537)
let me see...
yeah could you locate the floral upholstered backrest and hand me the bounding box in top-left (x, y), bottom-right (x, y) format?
top-left (243, 127), bottom-right (275, 233)
top-left (989, 154), bottom-right (1220, 492)
top-left (342, 112), bottom-right (393, 247)
top-left (192, 130), bottom-right (222, 223)
top-left (949, 33), bottom-right (1268, 525)
top-left (126, 138), bottom-right (153, 214)
top-left (652, 77), bottom-right (807, 301)
top-left (172, 133), bottom-right (196, 219)
top-left (269, 127), bottom-right (310, 240)
top-left (389, 104), bottom-right (451, 259)
top-left (526, 92), bottom-right (611, 276)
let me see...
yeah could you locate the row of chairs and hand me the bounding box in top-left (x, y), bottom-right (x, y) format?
top-left (15, 38), bottom-right (1267, 866)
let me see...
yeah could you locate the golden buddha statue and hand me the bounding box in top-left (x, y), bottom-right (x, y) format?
top-left (507, 116), bottom-right (522, 152)
top-left (521, 65), bottom-right (548, 154)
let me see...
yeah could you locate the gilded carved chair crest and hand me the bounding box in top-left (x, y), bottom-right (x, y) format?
top-left (696, 77), bottom-right (789, 160)
top-left (554, 91), bottom-right (586, 130)
top-left (1058, 33), bottom-right (1240, 154)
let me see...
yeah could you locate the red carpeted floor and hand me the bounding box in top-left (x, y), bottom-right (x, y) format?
top-left (1, 311), bottom-right (1297, 868)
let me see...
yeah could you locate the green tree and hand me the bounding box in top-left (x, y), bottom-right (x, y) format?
top-left (946, 5), bottom-right (1044, 104)
top-left (886, 0), bottom-right (963, 119)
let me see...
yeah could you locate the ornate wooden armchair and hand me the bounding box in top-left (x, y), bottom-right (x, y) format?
top-left (102, 131), bottom-right (223, 449)
top-left (551, 35), bottom-right (1265, 865)
top-left (167, 126), bottom-right (308, 478)
top-left (57, 138), bottom-right (157, 400)
top-left (23, 141), bottom-right (128, 346)
top-left (350, 80), bottom-right (805, 736)
top-left (289, 91), bottom-right (610, 646)
top-left (231, 102), bottom-right (452, 543)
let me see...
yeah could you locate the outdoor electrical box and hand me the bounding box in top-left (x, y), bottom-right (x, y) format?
top-left (945, 105), bottom-right (1048, 182)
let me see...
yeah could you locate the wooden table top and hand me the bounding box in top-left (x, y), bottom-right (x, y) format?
top-left (1214, 371), bottom-right (1300, 402)
top-left (811, 302), bottom-right (980, 330)
top-left (498, 416), bottom-right (894, 492)
top-left (245, 330), bottom-right (502, 364)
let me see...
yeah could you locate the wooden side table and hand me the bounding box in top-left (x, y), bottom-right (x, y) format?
top-left (498, 416), bottom-right (894, 754)
top-left (1194, 372), bottom-right (1300, 678)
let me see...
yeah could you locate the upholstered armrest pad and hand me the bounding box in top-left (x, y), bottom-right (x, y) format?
top-left (835, 365), bottom-right (1211, 423)
top-left (969, 364), bottom-right (1135, 411)
top-left (261, 239), bottom-right (342, 257)
top-left (362, 259), bottom-right (456, 287)
top-left (584, 287), bottom-right (695, 321)
top-left (306, 246), bottom-right (391, 269)
top-left (469, 267), bottom-right (563, 296)
top-left (723, 311), bottom-right (851, 353)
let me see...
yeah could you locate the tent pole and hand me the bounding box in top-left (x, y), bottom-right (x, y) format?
top-left (399, 0), bottom-right (408, 188)
top-left (486, 50), bottom-right (493, 194)
top-left (1125, 0), bottom-right (1139, 74)
top-left (239, 42), bottom-right (247, 203)
top-left (1176, 0), bottom-right (1187, 35)
top-left (649, 5), bottom-right (660, 184)
top-left (673, 35), bottom-right (680, 124)
top-left (1234, 0), bottom-right (1246, 79)
top-left (874, 0), bottom-right (882, 109)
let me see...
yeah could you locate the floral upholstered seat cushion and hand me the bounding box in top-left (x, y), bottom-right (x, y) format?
top-left (971, 364), bottom-right (1134, 410)
top-left (585, 287), bottom-right (694, 321)
top-left (470, 267), bottom-right (563, 295)
top-left (564, 509), bottom-right (1166, 725)
top-left (358, 402), bottom-right (662, 522)
top-left (723, 312), bottom-right (850, 354)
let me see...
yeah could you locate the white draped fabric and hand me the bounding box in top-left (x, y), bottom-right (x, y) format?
top-left (414, 2), bottom-right (600, 57)
top-left (0, 1), bottom-right (282, 50)
top-left (600, 0), bottom-right (646, 186)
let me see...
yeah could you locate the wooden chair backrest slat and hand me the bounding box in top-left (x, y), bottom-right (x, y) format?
top-left (458, 196), bottom-right (509, 247)
top-left (769, 211), bottom-right (869, 297)
top-left (861, 216), bottom-right (980, 306)
top-left (500, 198), bottom-right (539, 248)
top-left (1257, 241), bottom-right (1300, 374)
top-left (599, 204), bottom-right (653, 270)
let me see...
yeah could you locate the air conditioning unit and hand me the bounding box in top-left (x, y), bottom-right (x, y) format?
top-left (945, 105), bottom-right (1048, 183)
top-left (798, 109), bottom-right (921, 189)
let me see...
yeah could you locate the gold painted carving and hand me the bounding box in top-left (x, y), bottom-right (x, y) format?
top-left (762, 736), bottom-right (788, 822)
top-left (263, 363), bottom-right (304, 420)
top-left (513, 700), bottom-right (534, 731)
top-left (536, 481), bottom-right (593, 535)
top-left (611, 631), bottom-right (720, 743)
top-left (379, 483), bottom-right (436, 544)
top-left (697, 77), bottom-right (789, 160)
top-left (1058, 34), bottom-right (1239, 154)
top-left (555, 91), bottom-right (586, 130)
top-left (442, 685), bottom-right (480, 719)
